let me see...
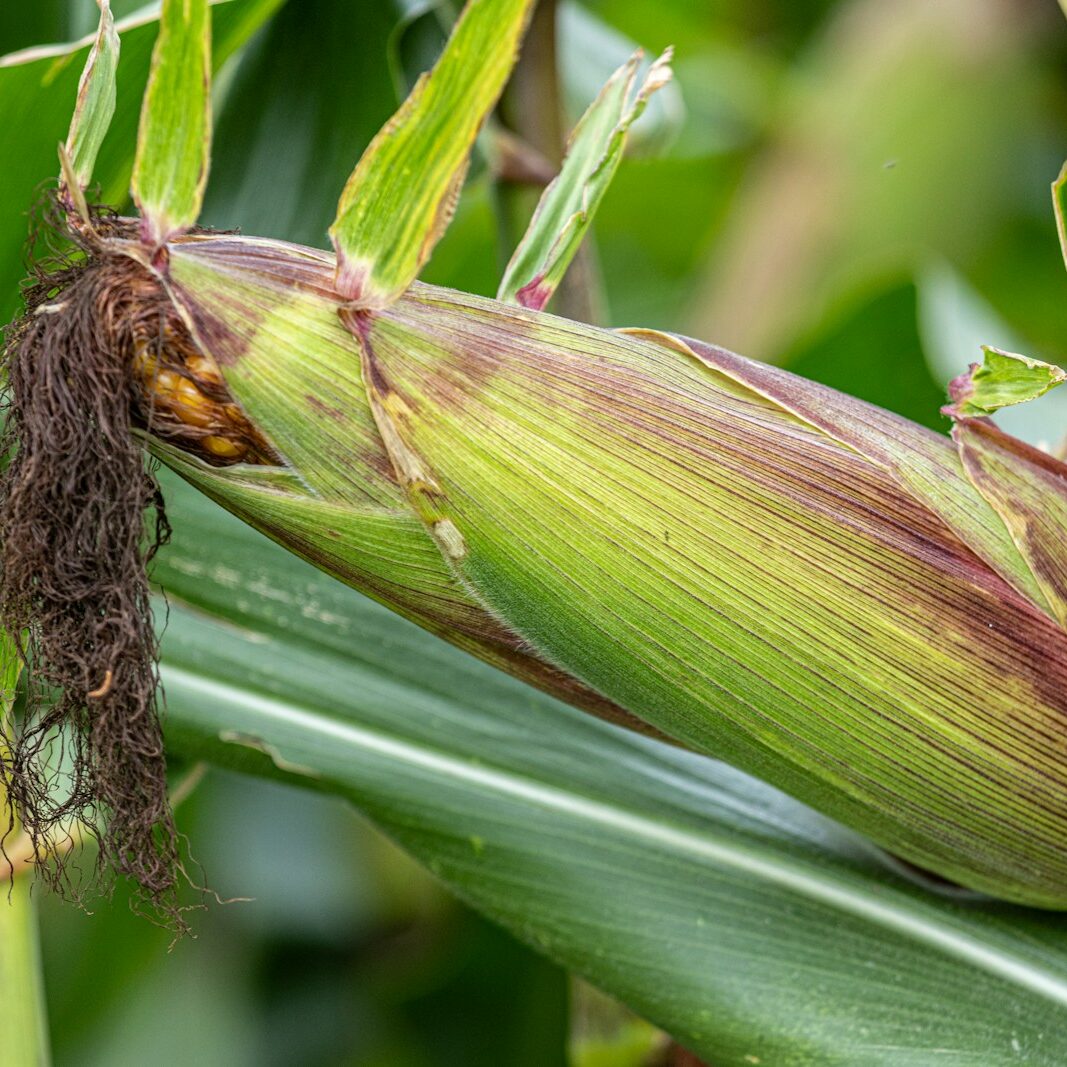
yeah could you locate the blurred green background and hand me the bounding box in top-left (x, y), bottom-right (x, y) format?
top-left (3, 0), bottom-right (1067, 1063)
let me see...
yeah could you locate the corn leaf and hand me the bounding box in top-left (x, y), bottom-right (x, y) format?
top-left (0, 0), bottom-right (284, 321)
top-left (1054, 160), bottom-right (1067, 271)
top-left (152, 472), bottom-right (1067, 1066)
top-left (328, 0), bottom-right (535, 308)
top-left (63, 0), bottom-right (120, 193)
top-left (943, 346), bottom-right (1066, 420)
top-left (131, 0), bottom-right (212, 245)
top-left (498, 49), bottom-right (672, 311)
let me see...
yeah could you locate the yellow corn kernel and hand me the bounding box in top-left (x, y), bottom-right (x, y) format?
top-left (174, 377), bottom-right (215, 428)
top-left (153, 369), bottom-right (181, 398)
top-left (202, 435), bottom-right (242, 459)
top-left (185, 354), bottom-right (222, 385)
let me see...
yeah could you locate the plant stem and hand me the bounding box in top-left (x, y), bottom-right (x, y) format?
top-left (0, 660), bottom-right (52, 1067)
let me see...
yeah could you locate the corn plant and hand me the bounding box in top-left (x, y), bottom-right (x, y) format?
top-left (4, 1), bottom-right (1067, 1063)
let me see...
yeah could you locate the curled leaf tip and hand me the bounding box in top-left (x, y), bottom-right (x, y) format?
top-left (942, 345), bottom-right (1066, 421)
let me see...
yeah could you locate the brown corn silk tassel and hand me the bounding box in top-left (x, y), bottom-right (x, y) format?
top-left (0, 209), bottom-right (273, 924)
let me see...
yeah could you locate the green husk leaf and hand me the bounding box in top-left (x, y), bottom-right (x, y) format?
top-left (328, 0), bottom-right (535, 308)
top-left (160, 235), bottom-right (648, 735)
top-left (943, 345), bottom-right (1066, 420)
top-left (150, 233), bottom-right (1067, 905)
top-left (498, 48), bottom-right (673, 311)
top-left (63, 0), bottom-right (120, 194)
top-left (629, 329), bottom-right (1056, 619)
top-left (131, 0), bottom-right (211, 246)
top-left (143, 229), bottom-right (1067, 907)
top-left (953, 419), bottom-right (1067, 629)
top-left (343, 286), bottom-right (1067, 907)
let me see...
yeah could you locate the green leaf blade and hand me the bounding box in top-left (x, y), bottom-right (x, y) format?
top-left (131, 0), bottom-right (212, 246)
top-left (498, 48), bottom-right (673, 311)
top-left (328, 0), bottom-right (535, 309)
top-left (160, 234), bottom-right (664, 735)
top-left (63, 0), bottom-right (120, 194)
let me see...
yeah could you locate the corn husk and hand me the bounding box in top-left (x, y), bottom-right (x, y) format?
top-left (19, 0), bottom-right (1067, 912)
top-left (137, 230), bottom-right (1067, 908)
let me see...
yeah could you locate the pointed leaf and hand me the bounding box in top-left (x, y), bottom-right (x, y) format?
top-left (131, 0), bottom-right (212, 246)
top-left (943, 346), bottom-right (1066, 420)
top-left (329, 0), bottom-right (535, 308)
top-left (63, 0), bottom-right (120, 194)
top-left (498, 49), bottom-right (673, 311)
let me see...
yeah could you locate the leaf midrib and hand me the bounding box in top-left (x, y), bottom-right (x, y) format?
top-left (162, 661), bottom-right (1067, 1006)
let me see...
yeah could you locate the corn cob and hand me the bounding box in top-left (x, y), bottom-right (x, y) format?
top-left (3, 0), bottom-right (1067, 916)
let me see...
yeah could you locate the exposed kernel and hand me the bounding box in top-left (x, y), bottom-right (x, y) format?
top-left (174, 377), bottom-right (216, 427)
top-left (153, 369), bottom-right (181, 396)
top-left (125, 300), bottom-right (277, 467)
top-left (202, 434), bottom-right (243, 458)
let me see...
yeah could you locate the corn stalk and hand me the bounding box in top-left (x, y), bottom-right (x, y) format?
top-left (0, 637), bottom-right (50, 1067)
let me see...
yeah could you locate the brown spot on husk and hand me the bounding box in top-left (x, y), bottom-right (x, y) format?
top-left (0, 206), bottom-right (276, 928)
